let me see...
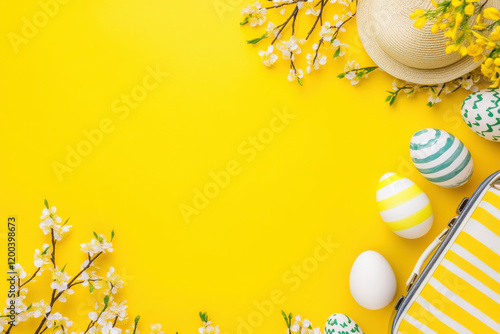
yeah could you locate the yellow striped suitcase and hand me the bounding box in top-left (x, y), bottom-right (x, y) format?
top-left (391, 171), bottom-right (500, 334)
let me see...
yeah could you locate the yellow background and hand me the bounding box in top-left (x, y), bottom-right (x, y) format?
top-left (1, 0), bottom-right (500, 333)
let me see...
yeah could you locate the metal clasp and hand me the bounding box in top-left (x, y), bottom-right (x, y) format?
top-left (438, 227), bottom-right (450, 241)
top-left (491, 174), bottom-right (500, 190)
top-left (447, 216), bottom-right (457, 228)
top-left (406, 273), bottom-right (418, 292)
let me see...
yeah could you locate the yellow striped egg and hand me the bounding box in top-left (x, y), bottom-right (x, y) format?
top-left (376, 173), bottom-right (433, 239)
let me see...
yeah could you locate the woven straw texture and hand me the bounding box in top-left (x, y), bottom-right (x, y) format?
top-left (357, 0), bottom-right (500, 85)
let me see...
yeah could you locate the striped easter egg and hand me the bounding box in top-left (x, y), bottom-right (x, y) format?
top-left (376, 173), bottom-right (433, 239)
top-left (410, 128), bottom-right (473, 188)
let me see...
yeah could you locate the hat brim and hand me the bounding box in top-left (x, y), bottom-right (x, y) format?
top-left (356, 0), bottom-right (489, 85)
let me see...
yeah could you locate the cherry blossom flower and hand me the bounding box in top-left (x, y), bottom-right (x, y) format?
top-left (304, 0), bottom-right (320, 15)
top-left (276, 37), bottom-right (305, 60)
top-left (258, 45), bottom-right (279, 67)
top-left (105, 267), bottom-right (124, 295)
top-left (150, 324), bottom-right (165, 334)
top-left (241, 2), bottom-right (267, 27)
top-left (34, 244), bottom-right (51, 269)
top-left (344, 60), bottom-right (361, 85)
top-left (27, 300), bottom-right (51, 318)
top-left (287, 68), bottom-right (304, 82)
top-left (50, 267), bottom-right (71, 292)
top-left (81, 235), bottom-right (113, 257)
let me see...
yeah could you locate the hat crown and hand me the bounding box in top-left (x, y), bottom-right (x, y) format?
top-left (370, 0), bottom-right (461, 70)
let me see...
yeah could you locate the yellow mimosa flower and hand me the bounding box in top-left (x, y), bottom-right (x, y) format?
top-left (414, 16), bottom-right (427, 28)
top-left (409, 9), bottom-right (425, 20)
top-left (446, 44), bottom-right (461, 53)
top-left (490, 26), bottom-right (500, 40)
top-left (467, 42), bottom-right (484, 57)
top-left (484, 7), bottom-right (500, 20)
top-left (465, 3), bottom-right (475, 15)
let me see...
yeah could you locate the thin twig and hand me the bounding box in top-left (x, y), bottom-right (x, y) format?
top-left (306, 0), bottom-right (327, 40)
top-left (265, 0), bottom-right (305, 9)
top-left (34, 251), bottom-right (103, 334)
top-left (272, 6), bottom-right (299, 44)
top-left (20, 268), bottom-right (41, 288)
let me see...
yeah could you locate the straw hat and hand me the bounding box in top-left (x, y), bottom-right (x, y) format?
top-left (357, 0), bottom-right (500, 85)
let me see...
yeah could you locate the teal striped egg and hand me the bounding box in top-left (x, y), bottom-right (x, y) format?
top-left (410, 129), bottom-right (473, 188)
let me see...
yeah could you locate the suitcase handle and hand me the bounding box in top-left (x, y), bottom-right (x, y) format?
top-left (405, 227), bottom-right (450, 291)
top-left (405, 178), bottom-right (500, 291)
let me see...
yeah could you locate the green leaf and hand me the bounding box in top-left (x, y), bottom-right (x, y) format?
top-left (133, 315), bottom-right (140, 334)
top-left (93, 232), bottom-right (103, 243)
top-left (427, 101), bottom-right (435, 107)
top-left (199, 311), bottom-right (209, 323)
top-left (385, 95), bottom-right (392, 102)
top-left (390, 95), bottom-right (396, 106)
top-left (281, 310), bottom-right (289, 326)
top-left (27, 303), bottom-right (33, 311)
top-left (246, 33), bottom-right (268, 44)
top-left (333, 47), bottom-right (341, 59)
top-left (104, 295), bottom-right (110, 307)
top-left (61, 263), bottom-right (68, 272)
top-left (297, 77), bottom-right (303, 86)
top-left (41, 246), bottom-right (50, 255)
top-left (337, 72), bottom-right (346, 79)
top-left (62, 218), bottom-right (70, 226)
top-left (364, 66), bottom-right (378, 74)
top-left (111, 230), bottom-right (115, 241)
top-left (44, 199), bottom-right (49, 210)
top-left (240, 16), bottom-right (249, 25)
top-left (89, 282), bottom-right (95, 294)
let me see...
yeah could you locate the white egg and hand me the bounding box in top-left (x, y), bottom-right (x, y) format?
top-left (349, 251), bottom-right (397, 310)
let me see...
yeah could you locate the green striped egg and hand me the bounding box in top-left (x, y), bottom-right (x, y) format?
top-left (410, 129), bottom-right (473, 188)
top-left (461, 88), bottom-right (500, 141)
top-left (325, 314), bottom-right (363, 334)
